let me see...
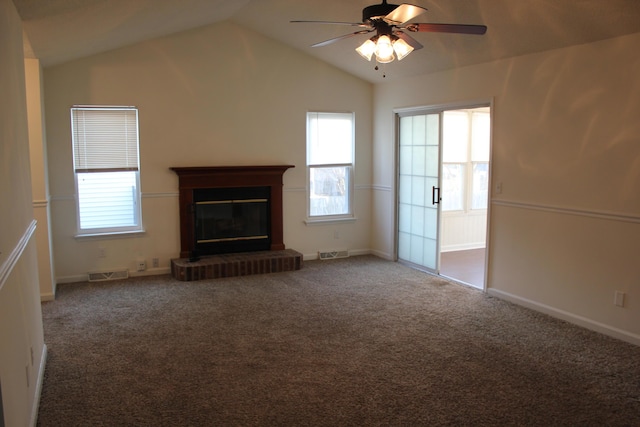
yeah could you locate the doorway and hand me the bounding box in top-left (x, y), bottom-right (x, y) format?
top-left (396, 104), bottom-right (491, 290)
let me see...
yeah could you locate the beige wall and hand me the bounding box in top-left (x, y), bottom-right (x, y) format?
top-left (43, 21), bottom-right (373, 282)
top-left (25, 58), bottom-right (57, 301)
top-left (372, 33), bottom-right (640, 343)
top-left (0, 0), bottom-right (47, 424)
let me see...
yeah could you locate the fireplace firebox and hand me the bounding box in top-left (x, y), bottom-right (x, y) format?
top-left (171, 165), bottom-right (294, 259)
top-left (193, 186), bottom-right (270, 256)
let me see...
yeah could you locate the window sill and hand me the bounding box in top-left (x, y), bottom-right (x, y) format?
top-left (75, 229), bottom-right (146, 240)
top-left (304, 216), bottom-right (356, 226)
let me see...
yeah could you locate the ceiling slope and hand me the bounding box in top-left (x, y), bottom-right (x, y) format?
top-left (14, 0), bottom-right (640, 83)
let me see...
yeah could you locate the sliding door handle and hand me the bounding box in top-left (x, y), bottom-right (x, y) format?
top-left (432, 186), bottom-right (441, 205)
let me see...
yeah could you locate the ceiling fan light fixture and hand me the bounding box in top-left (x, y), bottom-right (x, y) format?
top-left (295, 1), bottom-right (488, 71)
top-left (392, 37), bottom-right (414, 60)
top-left (374, 34), bottom-right (395, 63)
top-left (355, 39), bottom-right (376, 61)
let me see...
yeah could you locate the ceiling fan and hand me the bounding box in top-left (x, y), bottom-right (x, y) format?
top-left (292, 1), bottom-right (487, 67)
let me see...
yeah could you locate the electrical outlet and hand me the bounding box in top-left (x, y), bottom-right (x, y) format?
top-left (137, 260), bottom-right (146, 271)
top-left (614, 291), bottom-right (625, 307)
top-left (152, 258), bottom-right (159, 268)
top-left (495, 182), bottom-right (503, 194)
top-left (99, 247), bottom-right (106, 258)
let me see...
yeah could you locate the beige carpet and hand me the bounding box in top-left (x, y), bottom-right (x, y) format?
top-left (37, 255), bottom-right (640, 426)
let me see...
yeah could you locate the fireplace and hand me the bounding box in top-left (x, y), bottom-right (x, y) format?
top-left (171, 165), bottom-right (294, 259)
top-left (193, 186), bottom-right (270, 256)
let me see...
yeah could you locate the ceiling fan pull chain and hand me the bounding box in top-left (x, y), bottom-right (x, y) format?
top-left (374, 63), bottom-right (387, 78)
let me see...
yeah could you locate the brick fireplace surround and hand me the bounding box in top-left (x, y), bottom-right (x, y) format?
top-left (170, 165), bottom-right (302, 281)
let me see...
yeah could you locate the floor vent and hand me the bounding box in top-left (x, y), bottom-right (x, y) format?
top-left (88, 269), bottom-right (129, 282)
top-left (318, 250), bottom-right (349, 260)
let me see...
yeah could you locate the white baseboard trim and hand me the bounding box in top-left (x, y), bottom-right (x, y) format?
top-left (441, 243), bottom-right (485, 252)
top-left (57, 267), bottom-right (172, 284)
top-left (128, 267), bottom-right (172, 277)
top-left (369, 249), bottom-right (393, 260)
top-left (348, 249), bottom-right (371, 257)
top-left (488, 288), bottom-right (640, 347)
top-left (30, 344), bottom-right (47, 427)
top-left (56, 274), bottom-right (89, 284)
top-left (303, 248), bottom-right (372, 261)
top-left (40, 292), bottom-right (55, 302)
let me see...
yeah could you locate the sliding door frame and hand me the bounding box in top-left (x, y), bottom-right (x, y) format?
top-left (393, 98), bottom-right (494, 291)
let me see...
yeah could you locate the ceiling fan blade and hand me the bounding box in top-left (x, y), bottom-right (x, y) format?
top-left (405, 23), bottom-right (487, 35)
top-left (311, 30), bottom-right (372, 48)
top-left (384, 4), bottom-right (428, 25)
top-left (395, 31), bottom-right (423, 50)
top-left (291, 20), bottom-right (370, 28)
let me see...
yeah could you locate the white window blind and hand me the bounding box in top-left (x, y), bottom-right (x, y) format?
top-left (307, 112), bottom-right (353, 166)
top-left (71, 106), bottom-right (142, 234)
top-left (72, 107), bottom-right (139, 172)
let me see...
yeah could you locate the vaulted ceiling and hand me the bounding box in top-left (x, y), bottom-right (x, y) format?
top-left (14, 0), bottom-right (640, 83)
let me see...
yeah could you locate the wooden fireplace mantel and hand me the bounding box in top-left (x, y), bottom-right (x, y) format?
top-left (170, 165), bottom-right (294, 258)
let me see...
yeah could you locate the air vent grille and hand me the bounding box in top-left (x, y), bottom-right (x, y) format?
top-left (318, 250), bottom-right (349, 260)
top-left (88, 270), bottom-right (129, 282)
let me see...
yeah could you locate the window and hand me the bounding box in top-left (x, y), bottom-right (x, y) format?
top-left (71, 106), bottom-right (142, 235)
top-left (442, 109), bottom-right (490, 212)
top-left (470, 111), bottom-right (490, 209)
top-left (306, 112), bottom-right (354, 218)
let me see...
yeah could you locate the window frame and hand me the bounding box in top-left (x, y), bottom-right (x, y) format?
top-left (305, 111), bottom-right (355, 222)
top-left (442, 110), bottom-right (489, 213)
top-left (71, 105), bottom-right (144, 237)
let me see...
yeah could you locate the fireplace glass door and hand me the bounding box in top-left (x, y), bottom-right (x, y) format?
top-left (193, 186), bottom-right (271, 255)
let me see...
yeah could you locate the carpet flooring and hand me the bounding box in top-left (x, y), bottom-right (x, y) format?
top-left (37, 255), bottom-right (640, 426)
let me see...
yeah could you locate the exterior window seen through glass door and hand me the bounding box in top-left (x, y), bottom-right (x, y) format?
top-left (442, 110), bottom-right (490, 213)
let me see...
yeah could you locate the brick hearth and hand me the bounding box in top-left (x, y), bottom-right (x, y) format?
top-left (171, 249), bottom-right (303, 281)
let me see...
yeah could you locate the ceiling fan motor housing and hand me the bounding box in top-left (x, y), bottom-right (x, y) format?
top-left (362, 1), bottom-right (398, 23)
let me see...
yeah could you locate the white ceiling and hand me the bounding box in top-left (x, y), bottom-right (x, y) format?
top-left (14, 0), bottom-right (640, 83)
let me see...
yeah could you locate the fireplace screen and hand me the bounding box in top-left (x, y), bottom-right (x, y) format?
top-left (193, 186), bottom-right (271, 255)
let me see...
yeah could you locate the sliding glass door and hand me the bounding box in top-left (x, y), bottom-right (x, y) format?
top-left (397, 112), bottom-right (441, 272)
top-left (397, 104), bottom-right (491, 288)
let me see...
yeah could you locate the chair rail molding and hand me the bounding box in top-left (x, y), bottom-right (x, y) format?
top-left (492, 199), bottom-right (640, 224)
top-left (0, 219), bottom-right (37, 292)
